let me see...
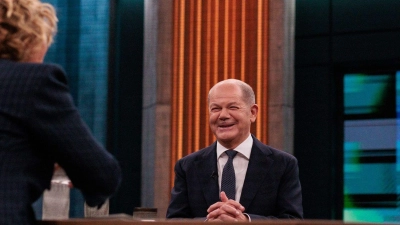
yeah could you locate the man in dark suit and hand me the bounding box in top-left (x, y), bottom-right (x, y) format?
top-left (0, 0), bottom-right (121, 224)
top-left (166, 79), bottom-right (303, 221)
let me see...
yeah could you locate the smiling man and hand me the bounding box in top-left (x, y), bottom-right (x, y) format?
top-left (166, 79), bottom-right (303, 221)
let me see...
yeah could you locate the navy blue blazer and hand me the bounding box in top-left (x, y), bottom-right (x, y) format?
top-left (0, 59), bottom-right (122, 225)
top-left (166, 135), bottom-right (303, 220)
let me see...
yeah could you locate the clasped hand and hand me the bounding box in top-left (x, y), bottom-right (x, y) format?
top-left (206, 191), bottom-right (249, 222)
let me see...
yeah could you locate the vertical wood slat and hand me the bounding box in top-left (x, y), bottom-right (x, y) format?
top-left (171, 0), bottom-right (269, 187)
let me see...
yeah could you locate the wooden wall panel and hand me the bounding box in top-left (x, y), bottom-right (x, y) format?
top-left (171, 0), bottom-right (269, 185)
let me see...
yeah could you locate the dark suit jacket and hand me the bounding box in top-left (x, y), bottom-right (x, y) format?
top-left (166, 135), bottom-right (303, 220)
top-left (0, 59), bottom-right (122, 225)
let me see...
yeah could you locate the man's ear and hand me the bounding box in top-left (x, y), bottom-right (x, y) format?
top-left (250, 104), bottom-right (258, 123)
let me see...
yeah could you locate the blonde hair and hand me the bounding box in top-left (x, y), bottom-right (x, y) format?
top-left (0, 0), bottom-right (57, 61)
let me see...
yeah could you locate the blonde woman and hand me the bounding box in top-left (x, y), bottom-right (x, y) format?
top-left (0, 1), bottom-right (121, 224)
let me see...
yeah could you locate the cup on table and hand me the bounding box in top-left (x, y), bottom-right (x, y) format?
top-left (84, 199), bottom-right (109, 218)
top-left (42, 179), bottom-right (71, 220)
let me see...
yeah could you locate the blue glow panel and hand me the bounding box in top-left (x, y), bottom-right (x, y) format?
top-left (344, 74), bottom-right (392, 115)
top-left (343, 72), bottom-right (400, 223)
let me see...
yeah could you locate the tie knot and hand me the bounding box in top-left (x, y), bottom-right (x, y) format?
top-left (225, 150), bottom-right (238, 159)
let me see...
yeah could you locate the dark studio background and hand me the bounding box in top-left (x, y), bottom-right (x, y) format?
top-left (38, 0), bottom-right (400, 219)
top-left (295, 0), bottom-right (400, 219)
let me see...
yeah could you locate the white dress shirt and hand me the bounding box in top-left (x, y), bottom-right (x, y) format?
top-left (217, 134), bottom-right (253, 202)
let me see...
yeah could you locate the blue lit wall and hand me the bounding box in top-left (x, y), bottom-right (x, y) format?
top-left (343, 72), bottom-right (400, 223)
top-left (44, 0), bottom-right (109, 144)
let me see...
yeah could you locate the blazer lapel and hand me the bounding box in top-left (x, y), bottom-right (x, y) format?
top-left (239, 138), bottom-right (274, 209)
top-left (194, 143), bottom-right (220, 206)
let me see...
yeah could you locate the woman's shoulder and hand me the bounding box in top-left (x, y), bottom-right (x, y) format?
top-left (1, 59), bottom-right (63, 72)
top-left (0, 59), bottom-right (69, 92)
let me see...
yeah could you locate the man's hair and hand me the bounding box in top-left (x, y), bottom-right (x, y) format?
top-left (0, 0), bottom-right (57, 61)
top-left (237, 80), bottom-right (256, 105)
top-left (208, 79), bottom-right (256, 106)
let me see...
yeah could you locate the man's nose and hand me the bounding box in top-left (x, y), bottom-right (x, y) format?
top-left (219, 108), bottom-right (230, 120)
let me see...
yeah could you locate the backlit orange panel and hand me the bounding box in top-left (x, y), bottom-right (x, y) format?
top-left (171, 0), bottom-right (269, 187)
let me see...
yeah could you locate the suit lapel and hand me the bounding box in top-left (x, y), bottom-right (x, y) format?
top-left (194, 143), bottom-right (220, 206)
top-left (239, 138), bottom-right (274, 209)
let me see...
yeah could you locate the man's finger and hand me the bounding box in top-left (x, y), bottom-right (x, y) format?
top-left (207, 202), bottom-right (224, 213)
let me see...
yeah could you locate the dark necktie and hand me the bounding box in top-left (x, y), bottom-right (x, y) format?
top-left (221, 150), bottom-right (238, 200)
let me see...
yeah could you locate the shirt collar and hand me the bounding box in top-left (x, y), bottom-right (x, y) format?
top-left (216, 134), bottom-right (253, 160)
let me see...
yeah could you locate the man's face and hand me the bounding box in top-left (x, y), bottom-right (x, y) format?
top-left (208, 83), bottom-right (258, 149)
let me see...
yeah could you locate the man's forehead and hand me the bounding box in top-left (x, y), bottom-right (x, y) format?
top-left (210, 84), bottom-right (242, 95)
top-left (208, 95), bottom-right (244, 106)
top-left (210, 94), bottom-right (241, 101)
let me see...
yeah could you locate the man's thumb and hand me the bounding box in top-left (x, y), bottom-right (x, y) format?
top-left (220, 191), bottom-right (229, 202)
